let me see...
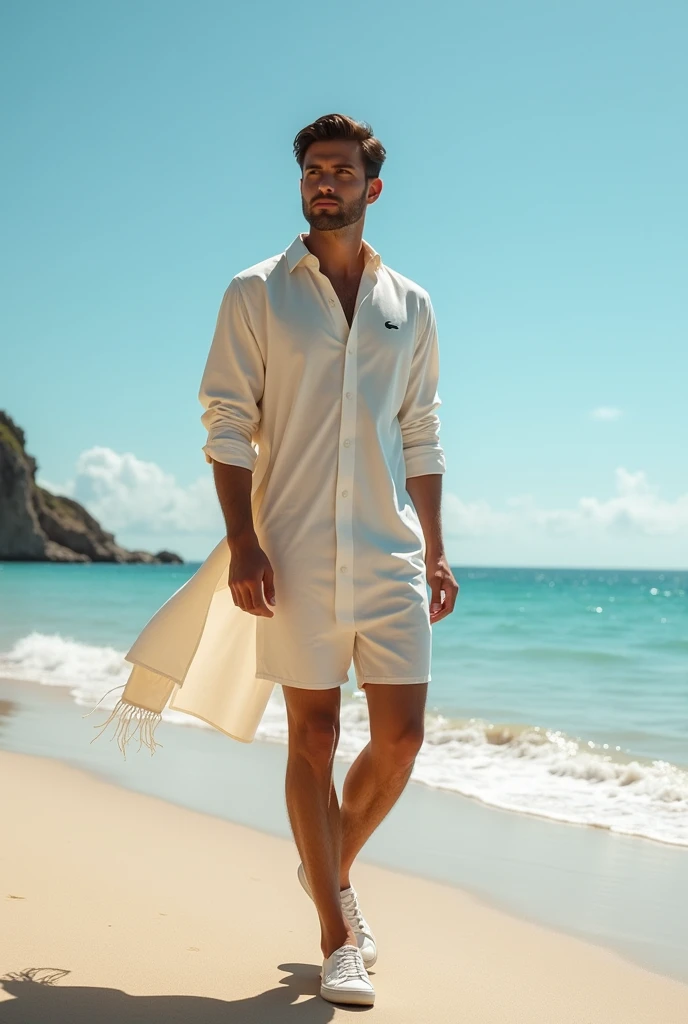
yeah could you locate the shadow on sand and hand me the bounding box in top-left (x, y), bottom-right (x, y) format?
top-left (0, 964), bottom-right (375, 1021)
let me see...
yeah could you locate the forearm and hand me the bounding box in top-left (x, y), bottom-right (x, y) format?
top-left (406, 473), bottom-right (445, 558)
top-left (211, 460), bottom-right (257, 551)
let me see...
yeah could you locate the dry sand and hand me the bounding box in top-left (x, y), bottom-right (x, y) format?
top-left (1, 748), bottom-right (687, 1023)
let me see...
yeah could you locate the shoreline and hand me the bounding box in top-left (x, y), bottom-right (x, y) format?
top-left (2, 746), bottom-right (688, 1021)
top-left (2, 621), bottom-right (687, 849)
top-left (1, 674), bottom-right (687, 987)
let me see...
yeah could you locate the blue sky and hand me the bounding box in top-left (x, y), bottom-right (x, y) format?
top-left (2, 1), bottom-right (686, 566)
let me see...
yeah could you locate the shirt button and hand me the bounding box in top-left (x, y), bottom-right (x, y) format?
top-left (343, 439), bottom-right (351, 447)
top-left (341, 489), bottom-right (348, 497)
top-left (328, 298), bottom-right (335, 306)
top-left (340, 565), bottom-right (348, 573)
top-left (345, 391), bottom-right (352, 399)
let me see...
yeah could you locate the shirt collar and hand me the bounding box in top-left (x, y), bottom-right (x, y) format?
top-left (285, 232), bottom-right (382, 274)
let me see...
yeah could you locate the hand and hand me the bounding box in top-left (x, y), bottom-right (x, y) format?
top-left (227, 538), bottom-right (276, 617)
top-left (426, 551), bottom-right (459, 624)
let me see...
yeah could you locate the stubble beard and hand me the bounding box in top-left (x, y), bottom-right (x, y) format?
top-left (302, 183), bottom-right (369, 231)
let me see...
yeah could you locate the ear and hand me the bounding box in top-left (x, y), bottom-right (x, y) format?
top-left (367, 177), bottom-right (383, 205)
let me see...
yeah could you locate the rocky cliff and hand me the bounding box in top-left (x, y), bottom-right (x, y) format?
top-left (0, 411), bottom-right (183, 563)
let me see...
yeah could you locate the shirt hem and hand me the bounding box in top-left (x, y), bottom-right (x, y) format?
top-left (255, 671), bottom-right (349, 690)
top-left (359, 675), bottom-right (431, 684)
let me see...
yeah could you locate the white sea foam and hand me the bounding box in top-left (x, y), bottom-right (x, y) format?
top-left (0, 631), bottom-right (131, 691)
top-left (2, 632), bottom-right (686, 847)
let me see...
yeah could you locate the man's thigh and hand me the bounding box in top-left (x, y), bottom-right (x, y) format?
top-left (363, 681), bottom-right (428, 746)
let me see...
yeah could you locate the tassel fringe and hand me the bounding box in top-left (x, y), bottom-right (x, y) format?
top-left (82, 685), bottom-right (163, 759)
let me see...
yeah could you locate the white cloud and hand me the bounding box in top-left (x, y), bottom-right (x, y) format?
top-left (38, 446), bottom-right (222, 535)
top-left (38, 448), bottom-right (688, 567)
top-left (590, 406), bottom-right (623, 420)
top-left (443, 468), bottom-right (688, 540)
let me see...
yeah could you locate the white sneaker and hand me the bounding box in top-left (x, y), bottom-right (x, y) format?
top-left (298, 862), bottom-right (378, 968)
top-left (320, 943), bottom-right (375, 1006)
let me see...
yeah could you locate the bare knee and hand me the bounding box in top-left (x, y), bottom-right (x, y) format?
top-left (373, 724), bottom-right (424, 770)
top-left (288, 714), bottom-right (340, 769)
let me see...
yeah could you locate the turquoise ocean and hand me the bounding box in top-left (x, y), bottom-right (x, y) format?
top-left (0, 561), bottom-right (686, 847)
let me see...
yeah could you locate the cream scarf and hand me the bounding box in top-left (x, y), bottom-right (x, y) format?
top-left (84, 538), bottom-right (275, 758)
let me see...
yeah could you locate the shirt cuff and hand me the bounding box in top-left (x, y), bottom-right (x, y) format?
top-left (202, 439), bottom-right (258, 471)
top-left (403, 445), bottom-right (446, 478)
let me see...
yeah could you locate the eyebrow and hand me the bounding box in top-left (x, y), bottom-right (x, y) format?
top-left (304, 162), bottom-right (357, 170)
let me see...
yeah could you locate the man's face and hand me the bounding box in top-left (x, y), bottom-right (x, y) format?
top-left (300, 140), bottom-right (379, 231)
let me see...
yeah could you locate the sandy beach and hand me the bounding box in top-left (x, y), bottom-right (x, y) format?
top-left (2, 748), bottom-right (687, 1022)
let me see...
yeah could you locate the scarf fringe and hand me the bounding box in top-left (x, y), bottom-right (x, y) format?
top-left (82, 686), bottom-right (163, 759)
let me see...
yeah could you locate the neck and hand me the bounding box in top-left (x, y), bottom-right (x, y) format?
top-left (303, 225), bottom-right (367, 278)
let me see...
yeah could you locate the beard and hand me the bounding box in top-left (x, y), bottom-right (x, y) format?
top-left (302, 183), bottom-right (369, 231)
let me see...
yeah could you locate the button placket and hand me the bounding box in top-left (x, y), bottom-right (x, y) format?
top-left (322, 278), bottom-right (347, 338)
top-left (334, 324), bottom-right (359, 625)
top-left (331, 272), bottom-right (376, 627)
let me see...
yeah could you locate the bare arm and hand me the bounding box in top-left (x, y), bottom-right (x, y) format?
top-left (406, 473), bottom-right (444, 559)
top-left (406, 473), bottom-right (459, 624)
top-left (211, 461), bottom-right (275, 617)
top-left (212, 461), bottom-right (257, 549)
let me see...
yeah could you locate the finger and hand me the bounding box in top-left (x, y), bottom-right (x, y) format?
top-left (430, 583), bottom-right (450, 620)
top-left (433, 580), bottom-right (459, 620)
top-left (238, 582), bottom-right (261, 615)
top-left (236, 581), bottom-right (259, 614)
top-left (263, 565), bottom-right (276, 607)
top-left (229, 580), bottom-right (246, 611)
top-left (446, 581), bottom-right (459, 612)
top-left (247, 580), bottom-right (273, 617)
top-left (429, 577), bottom-right (443, 616)
top-left (430, 600), bottom-right (451, 623)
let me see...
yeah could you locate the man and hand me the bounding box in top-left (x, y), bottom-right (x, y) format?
top-left (199, 112), bottom-right (459, 1007)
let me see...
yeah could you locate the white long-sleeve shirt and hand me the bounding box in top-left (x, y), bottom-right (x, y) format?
top-left (199, 231), bottom-right (446, 629)
top-left (93, 233), bottom-right (447, 753)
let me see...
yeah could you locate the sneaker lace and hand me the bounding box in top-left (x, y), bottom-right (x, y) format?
top-left (336, 944), bottom-right (367, 981)
top-left (341, 889), bottom-right (366, 933)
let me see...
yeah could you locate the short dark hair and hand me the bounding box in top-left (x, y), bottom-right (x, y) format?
top-left (293, 113), bottom-right (386, 180)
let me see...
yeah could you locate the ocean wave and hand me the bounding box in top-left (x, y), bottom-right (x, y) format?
top-left (0, 631), bottom-right (131, 690)
top-left (1, 632), bottom-right (686, 847)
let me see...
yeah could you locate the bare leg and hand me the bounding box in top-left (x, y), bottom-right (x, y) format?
top-left (339, 682), bottom-right (427, 888)
top-left (283, 685), bottom-right (356, 959)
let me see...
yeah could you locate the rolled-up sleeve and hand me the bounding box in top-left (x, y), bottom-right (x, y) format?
top-left (199, 278), bottom-right (265, 470)
top-left (398, 295), bottom-right (446, 478)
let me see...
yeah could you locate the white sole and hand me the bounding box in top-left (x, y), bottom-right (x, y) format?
top-left (298, 863), bottom-right (378, 969)
top-left (320, 980), bottom-right (375, 1006)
